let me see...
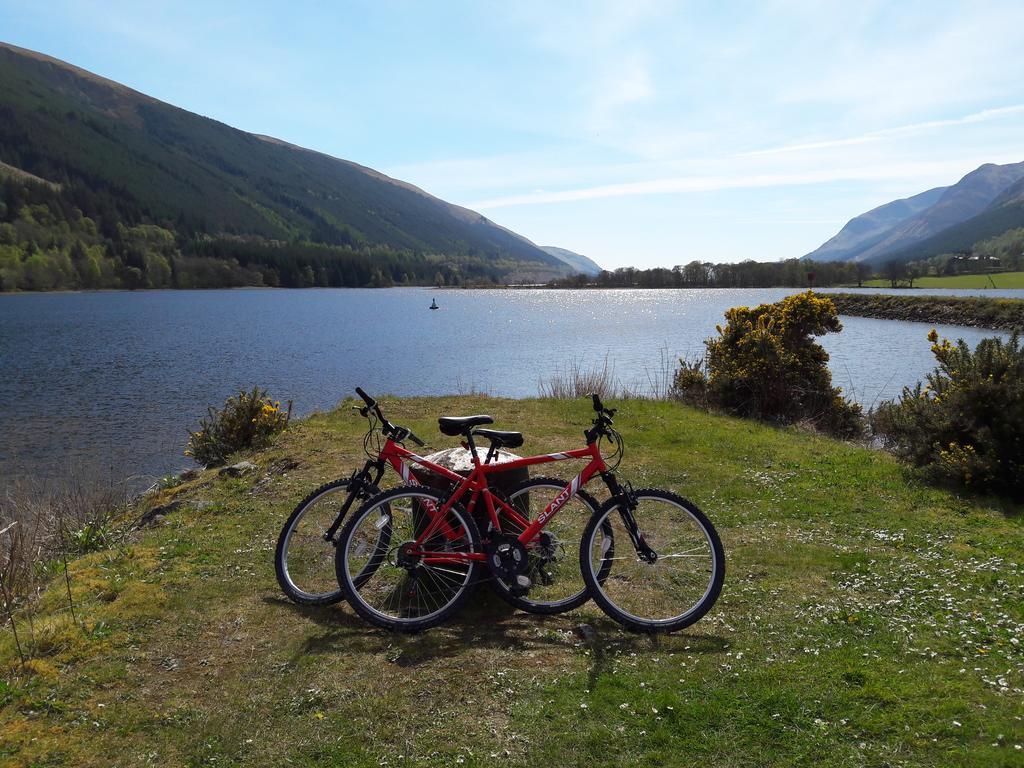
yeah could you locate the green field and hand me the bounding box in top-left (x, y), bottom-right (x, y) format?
top-left (2, 397), bottom-right (1022, 767)
top-left (863, 271), bottom-right (1024, 289)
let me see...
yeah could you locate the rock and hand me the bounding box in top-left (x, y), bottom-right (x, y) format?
top-left (219, 461), bottom-right (258, 477)
top-left (574, 623), bottom-right (597, 642)
top-left (250, 476), bottom-right (274, 495)
top-left (191, 500), bottom-right (214, 511)
top-left (267, 457), bottom-right (300, 475)
top-left (414, 446), bottom-right (522, 474)
top-left (409, 447), bottom-right (529, 524)
top-left (137, 500), bottom-right (185, 527)
top-left (180, 469), bottom-right (201, 481)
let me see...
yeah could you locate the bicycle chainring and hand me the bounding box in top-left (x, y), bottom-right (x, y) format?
top-left (484, 533), bottom-right (531, 585)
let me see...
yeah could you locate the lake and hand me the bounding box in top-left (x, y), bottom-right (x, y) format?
top-left (0, 287), bottom-right (1017, 487)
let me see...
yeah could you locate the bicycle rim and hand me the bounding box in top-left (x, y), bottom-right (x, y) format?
top-left (278, 482), bottom-right (352, 602)
top-left (340, 489), bottom-right (478, 626)
top-left (583, 490), bottom-right (723, 630)
top-left (490, 478), bottom-right (603, 612)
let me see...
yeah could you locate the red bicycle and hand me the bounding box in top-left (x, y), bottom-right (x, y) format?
top-left (275, 389), bottom-right (603, 613)
top-left (334, 395), bottom-right (724, 633)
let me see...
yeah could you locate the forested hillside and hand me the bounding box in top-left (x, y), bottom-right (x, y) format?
top-left (0, 42), bottom-right (569, 290)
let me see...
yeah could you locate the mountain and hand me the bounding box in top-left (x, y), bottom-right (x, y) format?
top-left (539, 246), bottom-right (603, 276)
top-left (804, 187), bottom-right (947, 262)
top-left (0, 42), bottom-right (567, 283)
top-left (805, 161), bottom-right (1024, 265)
top-left (884, 178), bottom-right (1024, 263)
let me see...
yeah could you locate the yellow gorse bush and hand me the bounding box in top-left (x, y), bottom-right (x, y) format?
top-left (186, 387), bottom-right (292, 467)
top-left (872, 330), bottom-right (1024, 498)
top-left (672, 291), bottom-right (863, 437)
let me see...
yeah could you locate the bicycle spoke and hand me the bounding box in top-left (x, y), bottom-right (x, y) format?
top-left (585, 491), bottom-right (723, 629)
top-left (489, 480), bottom-right (606, 611)
top-left (340, 488), bottom-right (477, 626)
top-left (278, 484), bottom-right (350, 600)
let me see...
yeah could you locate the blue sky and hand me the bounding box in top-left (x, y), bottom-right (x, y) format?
top-left (3, 0), bottom-right (1024, 269)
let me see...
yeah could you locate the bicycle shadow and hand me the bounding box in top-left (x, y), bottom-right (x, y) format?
top-left (264, 590), bottom-right (728, 671)
top-left (264, 589), bottom-right (569, 662)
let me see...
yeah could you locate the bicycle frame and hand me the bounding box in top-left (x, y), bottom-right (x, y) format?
top-left (320, 435), bottom-right (467, 542)
top-left (384, 438), bottom-right (614, 564)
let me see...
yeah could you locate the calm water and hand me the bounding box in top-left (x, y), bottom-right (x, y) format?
top-left (0, 287), bottom-right (1017, 486)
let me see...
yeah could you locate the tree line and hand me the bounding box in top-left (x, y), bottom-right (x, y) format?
top-left (0, 175), bottom-right (503, 291)
top-left (888, 228), bottom-right (1024, 286)
top-left (548, 258), bottom-right (872, 289)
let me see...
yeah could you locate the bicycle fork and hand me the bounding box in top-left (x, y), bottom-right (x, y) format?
top-left (600, 472), bottom-right (658, 563)
top-left (323, 460), bottom-right (385, 543)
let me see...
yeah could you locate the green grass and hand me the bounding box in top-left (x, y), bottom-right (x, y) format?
top-left (2, 397), bottom-right (1022, 767)
top-left (862, 271), bottom-right (1024, 289)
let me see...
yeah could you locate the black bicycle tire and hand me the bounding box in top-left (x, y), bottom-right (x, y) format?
top-left (487, 477), bottom-right (610, 615)
top-left (336, 485), bottom-right (482, 632)
top-left (274, 478), bottom-right (380, 605)
top-left (579, 488), bottom-right (725, 633)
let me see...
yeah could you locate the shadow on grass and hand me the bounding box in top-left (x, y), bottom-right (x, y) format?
top-left (264, 587), bottom-right (728, 671)
top-left (583, 630), bottom-right (728, 690)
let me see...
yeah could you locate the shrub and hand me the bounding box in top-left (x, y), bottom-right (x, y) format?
top-left (671, 292), bottom-right (863, 436)
top-left (186, 387), bottom-right (291, 467)
top-left (871, 331), bottom-right (1024, 498)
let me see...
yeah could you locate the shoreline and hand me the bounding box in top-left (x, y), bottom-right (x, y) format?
top-left (7, 284), bottom-right (1024, 297)
top-left (828, 292), bottom-right (1024, 333)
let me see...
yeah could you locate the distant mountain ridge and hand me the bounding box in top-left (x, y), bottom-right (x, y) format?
top-left (805, 160), bottom-right (1024, 265)
top-left (0, 41), bottom-right (568, 279)
top-left (540, 246), bottom-right (602, 276)
top-left (805, 187), bottom-right (948, 263)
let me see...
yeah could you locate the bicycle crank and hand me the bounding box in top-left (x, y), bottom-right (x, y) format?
top-left (484, 533), bottom-right (532, 592)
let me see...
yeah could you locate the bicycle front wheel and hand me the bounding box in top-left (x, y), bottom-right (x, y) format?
top-left (336, 486), bottom-right (481, 632)
top-left (275, 478), bottom-right (379, 605)
top-left (580, 489), bottom-right (724, 633)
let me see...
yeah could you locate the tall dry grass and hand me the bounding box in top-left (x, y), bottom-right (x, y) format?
top-left (538, 347), bottom-right (679, 401)
top-left (1, 477), bottom-right (129, 602)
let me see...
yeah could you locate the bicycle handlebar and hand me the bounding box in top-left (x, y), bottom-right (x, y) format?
top-left (584, 393), bottom-right (618, 444)
top-left (354, 387), bottom-right (425, 447)
top-left (587, 392), bottom-right (617, 418)
top-left (355, 387), bottom-right (375, 409)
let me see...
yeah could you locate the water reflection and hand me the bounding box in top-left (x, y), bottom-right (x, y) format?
top-left (0, 287), bottom-right (1016, 484)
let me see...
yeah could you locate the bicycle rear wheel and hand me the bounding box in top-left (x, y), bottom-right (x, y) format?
top-left (275, 478), bottom-right (380, 605)
top-left (579, 489), bottom-right (724, 633)
top-left (487, 477), bottom-right (611, 614)
top-left (336, 486), bottom-right (482, 632)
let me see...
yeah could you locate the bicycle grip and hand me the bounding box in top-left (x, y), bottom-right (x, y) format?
top-left (590, 392), bottom-right (604, 412)
top-left (407, 431), bottom-right (426, 447)
top-left (355, 387), bottom-right (375, 407)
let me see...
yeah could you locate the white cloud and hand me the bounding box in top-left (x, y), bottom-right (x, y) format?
top-left (466, 156), bottom-right (1023, 210)
top-left (743, 104), bottom-right (1024, 157)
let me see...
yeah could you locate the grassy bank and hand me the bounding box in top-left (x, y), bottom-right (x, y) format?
top-left (829, 292), bottom-right (1024, 332)
top-left (2, 397), bottom-right (1022, 767)
top-left (862, 271), bottom-right (1024, 290)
